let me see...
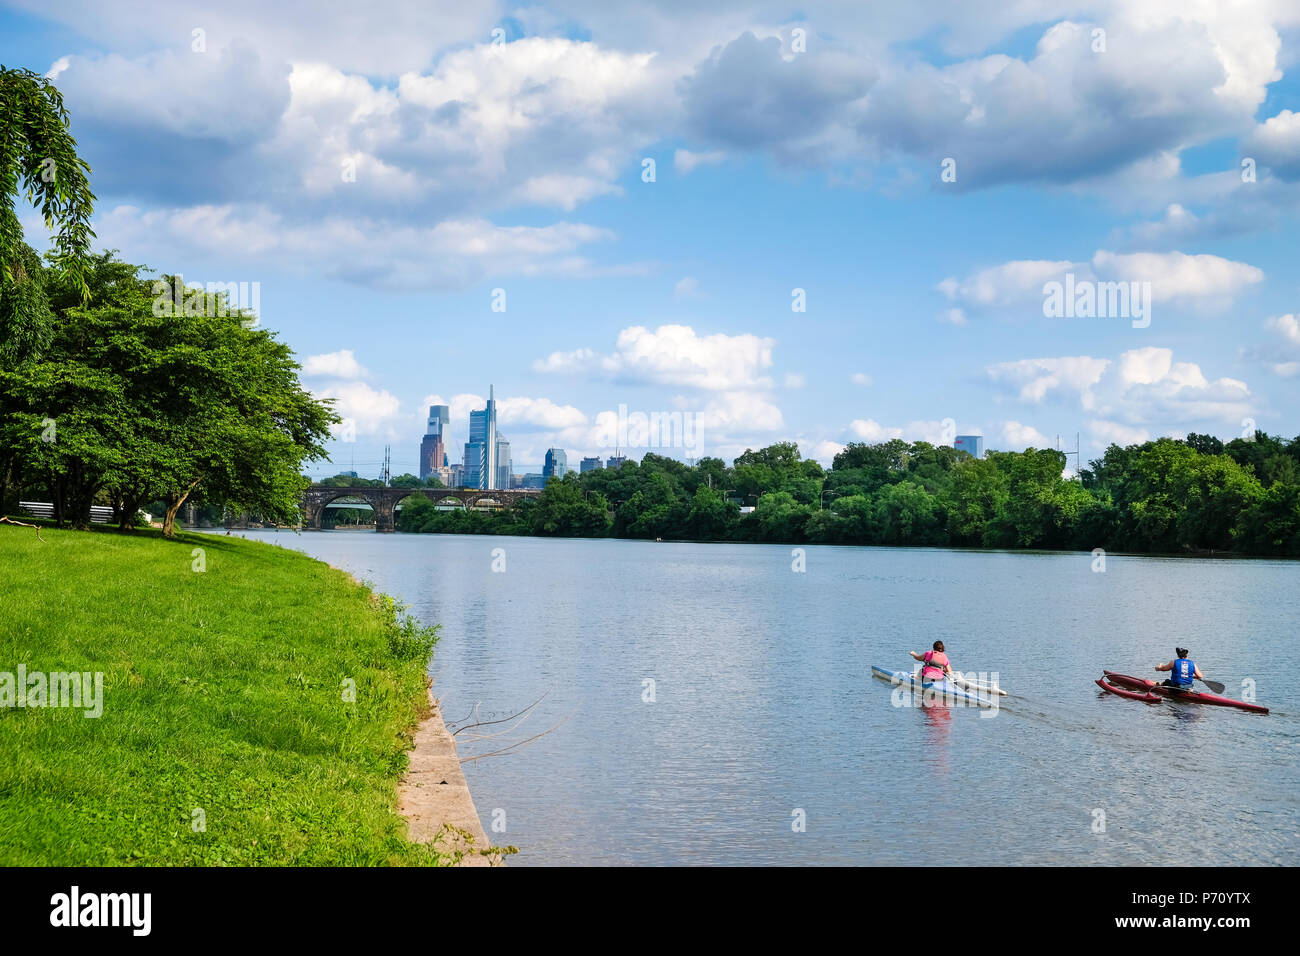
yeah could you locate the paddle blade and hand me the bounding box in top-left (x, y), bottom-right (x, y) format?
top-left (1200, 678), bottom-right (1226, 694)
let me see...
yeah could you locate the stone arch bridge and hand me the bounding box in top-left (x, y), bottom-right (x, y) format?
top-left (300, 485), bottom-right (541, 532)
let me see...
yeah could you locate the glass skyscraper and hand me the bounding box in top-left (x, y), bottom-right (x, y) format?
top-left (543, 448), bottom-right (568, 479)
top-left (462, 386), bottom-right (510, 490)
top-left (419, 404), bottom-right (449, 480)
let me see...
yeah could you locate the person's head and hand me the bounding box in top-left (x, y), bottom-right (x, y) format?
top-left (1175, 647), bottom-right (1189, 659)
top-left (933, 640), bottom-right (945, 653)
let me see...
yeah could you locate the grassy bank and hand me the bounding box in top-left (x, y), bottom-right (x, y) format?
top-left (0, 523), bottom-right (443, 865)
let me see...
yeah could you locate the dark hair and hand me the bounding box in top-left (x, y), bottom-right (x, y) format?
top-left (1176, 647), bottom-right (1189, 658)
top-left (933, 641), bottom-right (945, 652)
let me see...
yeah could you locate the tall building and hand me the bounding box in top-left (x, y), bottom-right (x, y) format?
top-left (463, 386), bottom-right (501, 490)
top-left (954, 435), bottom-right (984, 459)
top-left (606, 454), bottom-right (627, 470)
top-left (543, 448), bottom-right (568, 479)
top-left (419, 404), bottom-right (449, 481)
top-left (580, 456), bottom-right (603, 473)
top-left (495, 435), bottom-right (512, 492)
top-left (449, 462), bottom-right (464, 488)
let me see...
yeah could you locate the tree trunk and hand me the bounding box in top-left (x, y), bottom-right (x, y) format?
top-left (162, 480), bottom-right (202, 538)
top-left (50, 473), bottom-right (66, 528)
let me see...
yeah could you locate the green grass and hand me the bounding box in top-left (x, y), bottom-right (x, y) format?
top-left (0, 523), bottom-right (446, 865)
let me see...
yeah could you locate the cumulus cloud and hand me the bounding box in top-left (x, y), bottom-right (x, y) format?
top-left (313, 380), bottom-right (402, 437)
top-left (93, 205), bottom-right (624, 290)
top-left (940, 250), bottom-right (1263, 318)
top-left (1267, 313), bottom-right (1300, 347)
top-left (846, 418), bottom-right (954, 444)
top-left (1000, 420), bottom-right (1051, 449)
top-left (850, 372), bottom-right (873, 385)
top-left (938, 260), bottom-right (1073, 309)
top-left (534, 324), bottom-right (775, 390)
top-left (1087, 419), bottom-right (1150, 448)
top-left (674, 149), bottom-right (727, 174)
top-left (671, 9), bottom-right (1285, 190)
top-left (497, 397), bottom-right (588, 430)
top-left (303, 350), bottom-right (368, 379)
top-left (987, 357), bottom-right (1111, 406)
top-left (680, 32), bottom-right (877, 164)
top-left (988, 347), bottom-right (1254, 434)
top-left (1244, 109), bottom-right (1300, 180)
top-left (1240, 314), bottom-right (1300, 378)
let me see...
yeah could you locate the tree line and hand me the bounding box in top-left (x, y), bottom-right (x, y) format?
top-left (394, 436), bottom-right (1300, 556)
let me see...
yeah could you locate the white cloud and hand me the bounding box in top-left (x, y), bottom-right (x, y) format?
top-left (674, 149), bottom-right (727, 175)
top-left (302, 349), bottom-right (368, 379)
top-left (850, 372), bottom-right (873, 386)
top-left (803, 438), bottom-right (846, 465)
top-left (846, 418), bottom-right (953, 444)
top-left (990, 347), bottom-right (1254, 432)
top-left (313, 381), bottom-right (401, 437)
top-left (1000, 420), bottom-right (1050, 449)
top-left (673, 276), bottom-right (703, 299)
top-left (939, 260), bottom-right (1073, 309)
top-left (942, 250), bottom-right (1263, 318)
top-left (987, 356), bottom-right (1110, 406)
top-left (497, 397), bottom-right (588, 430)
top-left (1090, 250), bottom-right (1264, 304)
top-left (1087, 419), bottom-right (1150, 448)
top-left (1244, 109), bottom-right (1300, 180)
top-left (511, 174), bottom-right (623, 210)
top-left (783, 373), bottom-right (805, 388)
top-left (1267, 313), bottom-right (1300, 347)
top-left (534, 324), bottom-right (775, 390)
top-left (94, 205), bottom-right (623, 290)
top-left (848, 419), bottom-right (903, 442)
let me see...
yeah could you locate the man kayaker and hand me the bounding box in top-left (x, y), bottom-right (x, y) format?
top-left (1155, 647), bottom-right (1202, 692)
top-left (910, 641), bottom-right (953, 684)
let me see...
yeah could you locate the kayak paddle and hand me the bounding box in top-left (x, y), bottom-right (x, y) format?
top-left (1195, 676), bottom-right (1226, 694)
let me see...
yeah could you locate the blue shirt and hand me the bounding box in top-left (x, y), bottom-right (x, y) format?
top-left (1171, 658), bottom-right (1195, 687)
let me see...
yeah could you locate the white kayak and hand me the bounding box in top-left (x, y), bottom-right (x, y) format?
top-left (871, 665), bottom-right (1000, 707)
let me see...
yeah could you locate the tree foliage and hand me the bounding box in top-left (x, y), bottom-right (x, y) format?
top-left (2, 254), bottom-right (336, 534)
top-left (394, 434), bottom-right (1300, 556)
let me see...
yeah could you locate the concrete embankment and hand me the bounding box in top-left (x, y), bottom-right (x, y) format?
top-left (398, 685), bottom-right (503, 866)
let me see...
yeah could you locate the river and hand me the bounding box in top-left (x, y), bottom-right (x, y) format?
top-left (222, 530), bottom-right (1298, 866)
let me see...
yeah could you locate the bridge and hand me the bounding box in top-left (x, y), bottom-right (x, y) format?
top-left (299, 485), bottom-right (542, 532)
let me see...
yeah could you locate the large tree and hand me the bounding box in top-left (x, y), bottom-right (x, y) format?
top-left (2, 257), bottom-right (336, 534)
top-left (1, 67), bottom-right (96, 359)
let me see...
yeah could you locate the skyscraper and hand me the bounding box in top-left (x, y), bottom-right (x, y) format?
top-left (463, 386), bottom-right (501, 490)
top-left (495, 435), bottom-right (512, 491)
top-left (606, 453), bottom-right (627, 470)
top-left (543, 448), bottom-right (568, 479)
top-left (954, 435), bottom-right (984, 459)
top-left (580, 456), bottom-right (602, 473)
top-left (419, 404), bottom-right (449, 481)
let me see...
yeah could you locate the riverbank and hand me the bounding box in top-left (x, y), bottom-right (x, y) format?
top-left (0, 523), bottom-right (462, 865)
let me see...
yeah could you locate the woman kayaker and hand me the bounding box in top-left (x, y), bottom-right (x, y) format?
top-left (910, 641), bottom-right (953, 685)
top-left (1155, 647), bottom-right (1201, 692)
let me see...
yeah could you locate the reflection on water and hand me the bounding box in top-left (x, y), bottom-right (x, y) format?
top-left (221, 531), bottom-right (1299, 866)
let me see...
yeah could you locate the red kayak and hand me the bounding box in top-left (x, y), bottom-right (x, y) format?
top-left (1100, 671), bottom-right (1269, 714)
top-left (1095, 677), bottom-right (1160, 703)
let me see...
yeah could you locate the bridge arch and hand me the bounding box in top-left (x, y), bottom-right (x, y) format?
top-left (301, 485), bottom-right (542, 532)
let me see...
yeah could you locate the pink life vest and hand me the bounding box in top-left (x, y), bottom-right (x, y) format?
top-left (922, 650), bottom-right (949, 680)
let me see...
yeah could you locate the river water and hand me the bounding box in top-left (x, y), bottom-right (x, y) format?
top-left (224, 530), bottom-right (1298, 866)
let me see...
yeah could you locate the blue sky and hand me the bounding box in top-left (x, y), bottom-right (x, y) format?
top-left (4, 1), bottom-right (1300, 477)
